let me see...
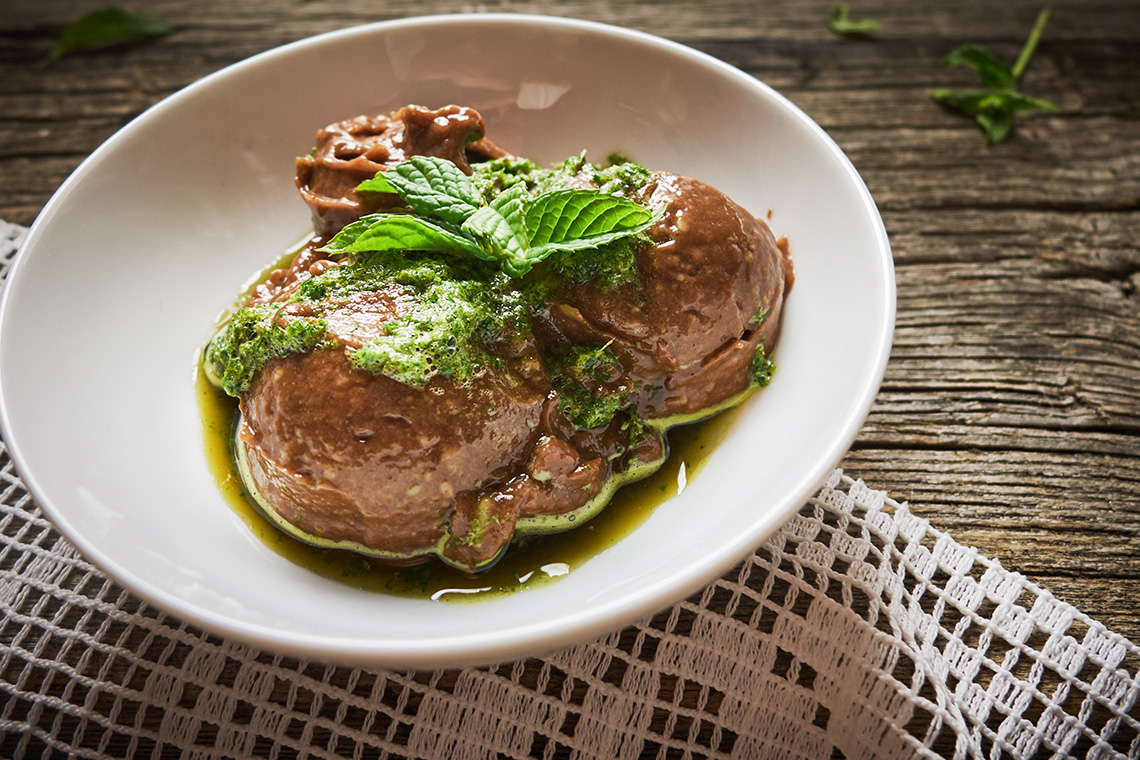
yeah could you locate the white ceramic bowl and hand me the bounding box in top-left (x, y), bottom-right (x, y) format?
top-left (0, 14), bottom-right (894, 667)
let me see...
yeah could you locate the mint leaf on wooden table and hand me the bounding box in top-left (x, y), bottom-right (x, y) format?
top-left (327, 156), bottom-right (659, 278)
top-left (931, 7), bottom-right (1058, 145)
top-left (51, 6), bottom-right (174, 60)
top-left (942, 45), bottom-right (1017, 88)
top-left (827, 4), bottom-right (882, 37)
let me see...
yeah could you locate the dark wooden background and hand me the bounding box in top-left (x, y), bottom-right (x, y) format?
top-left (1, 0), bottom-right (1137, 653)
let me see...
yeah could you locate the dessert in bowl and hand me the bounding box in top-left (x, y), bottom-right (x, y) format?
top-left (205, 102), bottom-right (792, 574)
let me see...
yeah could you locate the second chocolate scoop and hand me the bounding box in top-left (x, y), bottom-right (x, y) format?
top-left (539, 172), bottom-right (793, 420)
top-left (294, 104), bottom-right (508, 237)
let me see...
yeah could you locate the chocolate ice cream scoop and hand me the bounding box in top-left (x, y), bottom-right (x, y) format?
top-left (238, 347), bottom-right (548, 563)
top-left (539, 172), bottom-right (793, 420)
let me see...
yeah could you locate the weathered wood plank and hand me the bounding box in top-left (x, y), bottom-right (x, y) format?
top-left (4, 0), bottom-right (1139, 41)
top-left (838, 449), bottom-right (1139, 575)
top-left (6, 119), bottom-right (1139, 220)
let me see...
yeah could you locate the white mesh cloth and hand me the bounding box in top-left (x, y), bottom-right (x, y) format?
top-left (0, 219), bottom-right (1137, 759)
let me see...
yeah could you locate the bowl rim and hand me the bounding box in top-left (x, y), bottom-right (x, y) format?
top-left (0, 12), bottom-right (895, 667)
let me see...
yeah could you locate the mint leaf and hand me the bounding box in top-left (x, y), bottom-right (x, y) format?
top-left (464, 187), bottom-right (658, 277)
top-left (930, 89), bottom-right (1000, 112)
top-left (356, 156), bottom-right (481, 224)
top-left (942, 44), bottom-right (1014, 88)
top-left (976, 107), bottom-right (1015, 146)
top-left (319, 213), bottom-right (491, 261)
top-left (827, 4), bottom-right (881, 37)
top-left (523, 190), bottom-right (658, 273)
top-left (526, 189), bottom-right (655, 247)
top-left (354, 173), bottom-right (398, 194)
top-left (930, 8), bottom-right (1054, 146)
top-left (462, 185), bottom-right (530, 266)
top-left (51, 6), bottom-right (174, 60)
top-left (1002, 90), bottom-right (1058, 112)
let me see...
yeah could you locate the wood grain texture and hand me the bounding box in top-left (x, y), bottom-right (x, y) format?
top-left (1, 0), bottom-right (1137, 657)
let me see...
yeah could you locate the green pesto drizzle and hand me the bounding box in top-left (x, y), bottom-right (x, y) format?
top-left (752, 343), bottom-right (776, 388)
top-left (205, 251), bottom-right (528, 394)
top-left (204, 305), bottom-right (329, 396)
top-left (545, 342), bottom-right (635, 430)
top-left (313, 251), bottom-right (527, 387)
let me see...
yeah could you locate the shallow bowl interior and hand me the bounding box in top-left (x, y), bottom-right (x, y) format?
top-left (0, 14), bottom-right (894, 667)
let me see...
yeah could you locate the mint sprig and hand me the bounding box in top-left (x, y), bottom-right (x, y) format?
top-left (931, 8), bottom-right (1057, 146)
top-left (321, 155), bottom-right (658, 278)
top-left (51, 5), bottom-right (174, 60)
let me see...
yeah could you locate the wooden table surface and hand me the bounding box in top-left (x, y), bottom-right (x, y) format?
top-left (2, 0), bottom-right (1137, 657)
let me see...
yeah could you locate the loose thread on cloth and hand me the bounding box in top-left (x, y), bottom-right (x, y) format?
top-left (0, 221), bottom-right (1137, 760)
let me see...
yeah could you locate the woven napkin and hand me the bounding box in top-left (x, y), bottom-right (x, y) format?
top-left (1, 220), bottom-right (1137, 759)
